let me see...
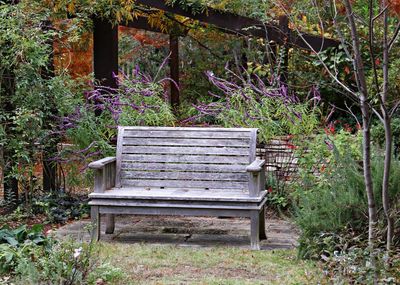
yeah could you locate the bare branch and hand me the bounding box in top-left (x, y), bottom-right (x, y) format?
top-left (388, 21), bottom-right (400, 52)
top-left (368, 0), bottom-right (381, 94)
top-left (372, 4), bottom-right (389, 22)
top-left (274, 1), bottom-right (359, 100)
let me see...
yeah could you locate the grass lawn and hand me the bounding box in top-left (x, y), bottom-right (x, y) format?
top-left (98, 243), bottom-right (324, 284)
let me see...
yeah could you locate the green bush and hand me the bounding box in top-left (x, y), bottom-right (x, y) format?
top-left (371, 117), bottom-right (400, 155)
top-left (0, 224), bottom-right (125, 284)
top-left (294, 150), bottom-right (400, 259)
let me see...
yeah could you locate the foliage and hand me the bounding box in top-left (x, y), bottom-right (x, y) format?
top-left (54, 65), bottom-right (175, 170)
top-left (372, 117), bottom-right (400, 155)
top-left (32, 191), bottom-right (90, 224)
top-left (0, 225), bottom-right (49, 274)
top-left (294, 148), bottom-right (400, 259)
top-left (265, 173), bottom-right (289, 212)
top-left (0, 226), bottom-right (125, 285)
top-left (323, 246), bottom-right (400, 284)
top-left (0, 225), bottom-right (47, 248)
top-left (185, 69), bottom-right (321, 143)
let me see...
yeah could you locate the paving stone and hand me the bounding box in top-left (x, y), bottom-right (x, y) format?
top-left (54, 215), bottom-right (299, 250)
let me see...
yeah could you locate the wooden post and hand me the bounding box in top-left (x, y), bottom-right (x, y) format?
top-left (2, 69), bottom-right (18, 208)
top-left (169, 34), bottom-right (180, 108)
top-left (93, 18), bottom-right (119, 114)
top-left (279, 15), bottom-right (289, 85)
top-left (42, 20), bottom-right (58, 193)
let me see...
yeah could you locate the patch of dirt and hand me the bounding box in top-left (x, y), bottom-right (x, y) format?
top-left (131, 263), bottom-right (273, 282)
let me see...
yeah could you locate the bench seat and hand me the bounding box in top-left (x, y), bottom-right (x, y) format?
top-left (89, 188), bottom-right (267, 202)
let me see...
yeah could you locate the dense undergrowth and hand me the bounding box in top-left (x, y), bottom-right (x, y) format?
top-left (0, 224), bottom-right (125, 285)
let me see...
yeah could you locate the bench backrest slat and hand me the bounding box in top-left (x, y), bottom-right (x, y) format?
top-left (115, 127), bottom-right (257, 193)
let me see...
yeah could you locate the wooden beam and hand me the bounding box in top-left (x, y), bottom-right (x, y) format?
top-left (169, 34), bottom-right (180, 107)
top-left (135, 0), bottom-right (339, 51)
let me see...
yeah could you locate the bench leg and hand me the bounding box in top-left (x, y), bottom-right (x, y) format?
top-left (250, 210), bottom-right (260, 250)
top-left (259, 206), bottom-right (267, 240)
top-left (91, 206), bottom-right (100, 242)
top-left (105, 214), bottom-right (115, 234)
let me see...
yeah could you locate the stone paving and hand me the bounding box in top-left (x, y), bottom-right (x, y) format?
top-left (55, 215), bottom-right (299, 250)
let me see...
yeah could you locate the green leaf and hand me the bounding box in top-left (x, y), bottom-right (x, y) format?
top-left (4, 236), bottom-right (18, 247)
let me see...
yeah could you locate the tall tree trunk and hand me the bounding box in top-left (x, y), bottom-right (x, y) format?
top-left (343, 0), bottom-right (378, 247)
top-left (381, 3), bottom-right (393, 251)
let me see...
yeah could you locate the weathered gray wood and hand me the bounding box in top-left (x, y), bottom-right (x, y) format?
top-left (249, 129), bottom-right (257, 163)
top-left (93, 160), bottom-right (116, 193)
top-left (259, 206), bottom-right (267, 240)
top-left (122, 154), bottom-right (249, 164)
top-left (250, 210), bottom-right (260, 250)
top-left (99, 205), bottom-right (252, 217)
top-left (120, 170), bottom-right (248, 181)
top-left (90, 126), bottom-right (268, 249)
top-left (115, 126), bottom-right (124, 188)
top-left (122, 146), bottom-right (249, 156)
top-left (105, 214), bottom-right (115, 234)
top-left (91, 206), bottom-right (100, 241)
top-left (248, 172), bottom-right (259, 197)
top-left (89, 188), bottom-right (267, 202)
top-left (247, 158), bottom-right (266, 197)
top-left (123, 138), bottom-right (250, 147)
top-left (123, 130), bottom-right (252, 139)
top-left (88, 157), bottom-right (116, 169)
top-left (246, 158), bottom-right (266, 172)
top-left (121, 178), bottom-right (248, 189)
top-left (121, 162), bottom-right (246, 172)
top-left (89, 199), bottom-right (264, 210)
top-left (122, 126), bottom-right (256, 132)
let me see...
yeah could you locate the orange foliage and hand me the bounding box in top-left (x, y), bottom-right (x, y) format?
top-left (390, 0), bottom-right (400, 15)
top-left (53, 20), bottom-right (93, 78)
top-left (119, 26), bottom-right (168, 48)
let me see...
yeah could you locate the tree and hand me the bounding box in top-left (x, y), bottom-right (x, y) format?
top-left (277, 0), bottom-right (400, 253)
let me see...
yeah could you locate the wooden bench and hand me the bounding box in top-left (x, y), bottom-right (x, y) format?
top-left (88, 126), bottom-right (267, 249)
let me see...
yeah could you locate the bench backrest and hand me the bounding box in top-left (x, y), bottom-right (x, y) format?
top-left (115, 126), bottom-right (257, 192)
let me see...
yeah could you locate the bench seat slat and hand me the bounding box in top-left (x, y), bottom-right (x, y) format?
top-left (120, 170), bottom-right (248, 181)
top-left (120, 179), bottom-right (248, 189)
top-left (121, 162), bottom-right (246, 172)
top-left (89, 188), bottom-right (266, 202)
top-left (121, 154), bottom-right (249, 164)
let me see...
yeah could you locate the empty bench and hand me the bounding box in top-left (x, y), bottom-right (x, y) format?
top-left (88, 126), bottom-right (267, 249)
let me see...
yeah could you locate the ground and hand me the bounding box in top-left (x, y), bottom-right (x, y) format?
top-left (55, 215), bottom-right (324, 284)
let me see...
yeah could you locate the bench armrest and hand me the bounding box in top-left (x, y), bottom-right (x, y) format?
top-left (89, 157), bottom-right (116, 193)
top-left (246, 158), bottom-right (266, 197)
top-left (88, 157), bottom-right (116, 169)
top-left (246, 158), bottom-right (266, 172)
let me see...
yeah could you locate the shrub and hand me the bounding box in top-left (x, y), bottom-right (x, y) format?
top-left (184, 69), bottom-right (321, 143)
top-left (31, 191), bottom-right (90, 224)
top-left (55, 66), bottom-right (176, 171)
top-left (0, 224), bottom-right (125, 284)
top-left (294, 149), bottom-right (400, 259)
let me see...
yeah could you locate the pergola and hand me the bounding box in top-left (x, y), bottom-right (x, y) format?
top-left (93, 0), bottom-right (339, 107)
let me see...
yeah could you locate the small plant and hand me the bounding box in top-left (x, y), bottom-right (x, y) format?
top-left (0, 224), bottom-right (125, 284)
top-left (31, 191), bottom-right (90, 224)
top-left (265, 174), bottom-right (290, 212)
